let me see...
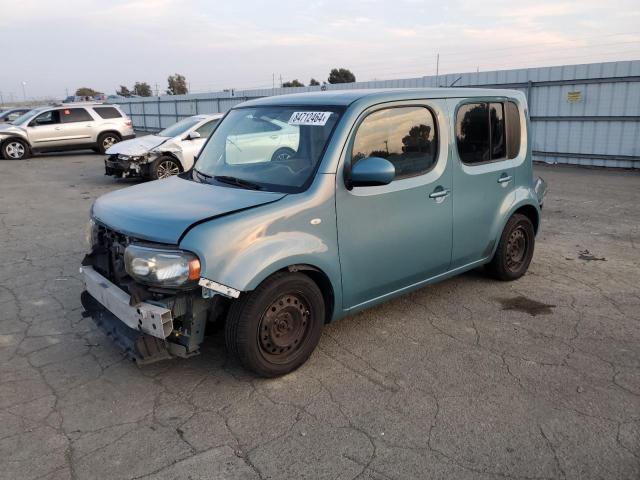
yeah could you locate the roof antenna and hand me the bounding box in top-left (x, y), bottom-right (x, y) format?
top-left (449, 76), bottom-right (462, 87)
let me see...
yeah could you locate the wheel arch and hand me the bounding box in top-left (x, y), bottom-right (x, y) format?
top-left (98, 129), bottom-right (122, 140)
top-left (513, 203), bottom-right (540, 234)
top-left (156, 151), bottom-right (185, 171)
top-left (284, 264), bottom-right (335, 324)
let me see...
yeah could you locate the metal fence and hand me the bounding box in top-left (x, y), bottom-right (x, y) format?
top-left (114, 60), bottom-right (640, 168)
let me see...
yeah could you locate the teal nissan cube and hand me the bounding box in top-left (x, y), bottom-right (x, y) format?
top-left (81, 88), bottom-right (547, 377)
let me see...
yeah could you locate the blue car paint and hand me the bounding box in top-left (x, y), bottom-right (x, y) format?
top-left (92, 175), bottom-right (286, 244)
top-left (92, 88), bottom-right (544, 324)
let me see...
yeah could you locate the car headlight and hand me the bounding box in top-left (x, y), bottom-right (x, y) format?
top-left (85, 218), bottom-right (99, 251)
top-left (124, 245), bottom-right (201, 287)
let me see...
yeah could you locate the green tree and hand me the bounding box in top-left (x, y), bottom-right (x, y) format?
top-left (133, 82), bottom-right (152, 97)
top-left (116, 85), bottom-right (131, 97)
top-left (328, 68), bottom-right (356, 84)
top-left (309, 78), bottom-right (320, 86)
top-left (75, 87), bottom-right (102, 97)
top-left (166, 73), bottom-right (188, 95)
top-left (282, 79), bottom-right (304, 87)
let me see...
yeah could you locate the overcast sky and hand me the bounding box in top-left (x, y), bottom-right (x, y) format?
top-left (1, 0), bottom-right (639, 100)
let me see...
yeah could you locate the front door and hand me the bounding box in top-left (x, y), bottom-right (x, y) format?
top-left (26, 109), bottom-right (65, 148)
top-left (336, 103), bottom-right (453, 310)
top-left (449, 99), bottom-right (518, 268)
top-left (180, 118), bottom-right (220, 170)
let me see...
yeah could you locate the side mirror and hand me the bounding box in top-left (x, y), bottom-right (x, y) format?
top-left (349, 156), bottom-right (395, 188)
top-left (186, 131), bottom-right (201, 140)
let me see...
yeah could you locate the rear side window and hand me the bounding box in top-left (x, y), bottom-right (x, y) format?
top-left (456, 100), bottom-right (521, 164)
top-left (352, 106), bottom-right (438, 180)
top-left (505, 102), bottom-right (521, 159)
top-left (93, 107), bottom-right (123, 119)
top-left (61, 108), bottom-right (92, 123)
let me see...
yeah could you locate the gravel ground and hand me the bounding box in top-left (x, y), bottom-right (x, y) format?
top-left (1, 152), bottom-right (639, 480)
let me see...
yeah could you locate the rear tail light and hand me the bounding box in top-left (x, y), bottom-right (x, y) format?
top-left (125, 120), bottom-right (132, 127)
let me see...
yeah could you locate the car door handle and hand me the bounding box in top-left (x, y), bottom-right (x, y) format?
top-left (429, 189), bottom-right (450, 199)
top-left (54, 126), bottom-right (63, 130)
top-left (497, 175), bottom-right (513, 184)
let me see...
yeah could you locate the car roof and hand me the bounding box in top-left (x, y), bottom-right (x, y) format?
top-left (239, 88), bottom-right (525, 108)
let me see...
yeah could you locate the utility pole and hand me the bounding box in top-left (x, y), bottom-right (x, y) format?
top-left (154, 83), bottom-right (159, 96)
top-left (21, 81), bottom-right (27, 101)
top-left (435, 54), bottom-right (439, 87)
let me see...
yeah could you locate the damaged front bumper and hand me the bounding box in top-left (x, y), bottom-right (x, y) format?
top-left (105, 154), bottom-right (154, 178)
top-left (80, 265), bottom-right (206, 364)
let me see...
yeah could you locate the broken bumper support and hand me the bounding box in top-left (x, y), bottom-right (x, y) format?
top-left (80, 266), bottom-right (195, 364)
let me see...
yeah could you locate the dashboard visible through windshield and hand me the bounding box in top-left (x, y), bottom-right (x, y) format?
top-left (194, 106), bottom-right (343, 193)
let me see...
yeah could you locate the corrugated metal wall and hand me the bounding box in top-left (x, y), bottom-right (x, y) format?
top-left (114, 60), bottom-right (640, 168)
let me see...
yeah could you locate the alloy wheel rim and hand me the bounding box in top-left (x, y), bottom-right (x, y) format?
top-left (274, 151), bottom-right (293, 161)
top-left (102, 136), bottom-right (117, 149)
top-left (6, 142), bottom-right (25, 159)
top-left (157, 161), bottom-right (180, 178)
top-left (506, 226), bottom-right (527, 271)
top-left (258, 293), bottom-right (311, 363)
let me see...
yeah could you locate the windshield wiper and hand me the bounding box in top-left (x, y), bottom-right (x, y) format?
top-left (214, 175), bottom-right (262, 190)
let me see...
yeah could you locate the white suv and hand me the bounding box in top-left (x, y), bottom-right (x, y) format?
top-left (0, 103), bottom-right (135, 160)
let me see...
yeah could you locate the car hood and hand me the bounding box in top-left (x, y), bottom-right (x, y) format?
top-left (92, 176), bottom-right (287, 244)
top-left (106, 135), bottom-right (170, 156)
top-left (0, 123), bottom-right (25, 135)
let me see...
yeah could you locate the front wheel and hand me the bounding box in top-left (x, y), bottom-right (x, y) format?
top-left (225, 272), bottom-right (325, 377)
top-left (151, 156), bottom-right (181, 179)
top-left (486, 213), bottom-right (535, 281)
top-left (2, 138), bottom-right (29, 160)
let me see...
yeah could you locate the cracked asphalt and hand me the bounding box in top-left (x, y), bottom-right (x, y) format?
top-left (1, 152), bottom-right (639, 480)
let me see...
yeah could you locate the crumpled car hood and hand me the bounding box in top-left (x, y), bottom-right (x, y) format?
top-left (106, 135), bottom-right (170, 156)
top-left (0, 123), bottom-right (25, 136)
top-left (92, 176), bottom-right (287, 244)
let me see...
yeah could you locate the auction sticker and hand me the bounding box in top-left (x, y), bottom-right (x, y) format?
top-left (288, 111), bottom-right (332, 126)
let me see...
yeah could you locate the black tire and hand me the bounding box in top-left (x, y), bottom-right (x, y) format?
top-left (1, 138), bottom-right (29, 160)
top-left (225, 272), bottom-right (325, 377)
top-left (97, 132), bottom-right (121, 154)
top-left (271, 147), bottom-right (296, 162)
top-left (150, 156), bottom-right (181, 180)
top-left (486, 213), bottom-right (535, 281)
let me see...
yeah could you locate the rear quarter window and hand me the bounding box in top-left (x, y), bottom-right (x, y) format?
top-left (93, 107), bottom-right (123, 119)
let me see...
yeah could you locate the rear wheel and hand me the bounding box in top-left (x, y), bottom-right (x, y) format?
top-left (151, 156), bottom-right (181, 179)
top-left (225, 272), bottom-right (324, 377)
top-left (486, 213), bottom-right (535, 281)
top-left (97, 132), bottom-right (121, 154)
top-left (1, 138), bottom-right (29, 160)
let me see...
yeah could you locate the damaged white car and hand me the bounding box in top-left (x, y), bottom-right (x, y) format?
top-left (105, 114), bottom-right (223, 179)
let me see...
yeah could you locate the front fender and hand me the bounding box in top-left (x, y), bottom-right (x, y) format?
top-left (179, 175), bottom-right (343, 312)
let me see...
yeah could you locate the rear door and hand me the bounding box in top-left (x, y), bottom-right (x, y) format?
top-left (336, 101), bottom-right (452, 310)
top-left (60, 107), bottom-right (95, 144)
top-left (449, 99), bottom-right (518, 268)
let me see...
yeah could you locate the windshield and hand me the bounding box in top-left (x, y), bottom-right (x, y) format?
top-left (194, 106), bottom-right (342, 193)
top-left (157, 117), bottom-right (202, 138)
top-left (10, 109), bottom-right (39, 125)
